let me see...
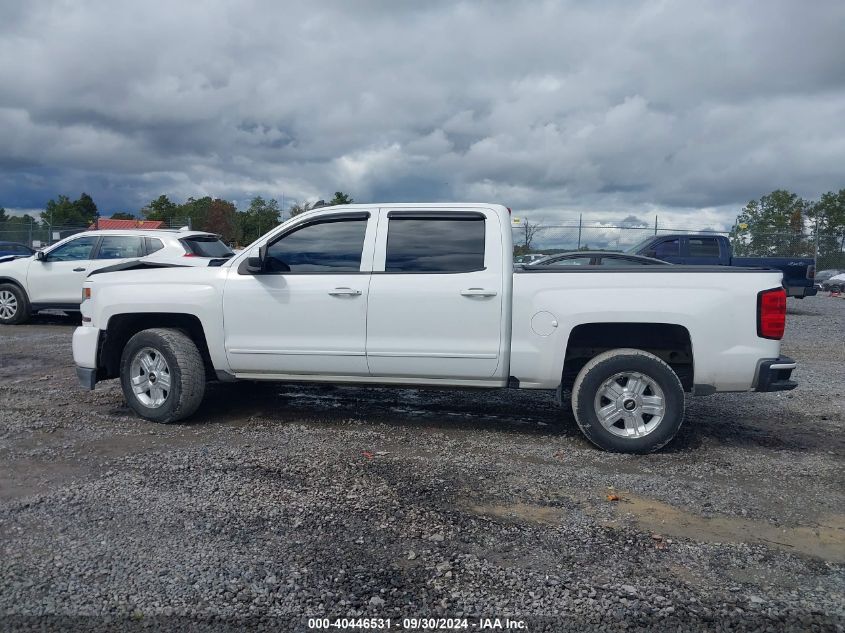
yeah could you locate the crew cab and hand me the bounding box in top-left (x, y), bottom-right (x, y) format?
top-left (627, 234), bottom-right (817, 298)
top-left (0, 229), bottom-right (233, 324)
top-left (72, 204), bottom-right (797, 453)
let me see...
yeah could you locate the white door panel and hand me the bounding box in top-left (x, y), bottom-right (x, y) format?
top-left (366, 272), bottom-right (503, 378)
top-left (366, 209), bottom-right (505, 379)
top-left (27, 262), bottom-right (90, 304)
top-left (27, 235), bottom-right (100, 304)
top-left (222, 212), bottom-right (375, 376)
top-left (223, 273), bottom-right (370, 374)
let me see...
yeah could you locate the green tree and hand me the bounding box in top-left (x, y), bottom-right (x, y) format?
top-left (729, 190), bottom-right (809, 257)
top-left (289, 200), bottom-right (316, 217)
top-left (808, 189), bottom-right (845, 269)
top-left (76, 192), bottom-right (98, 219)
top-left (204, 199), bottom-right (237, 242)
top-left (110, 212), bottom-right (136, 220)
top-left (0, 207), bottom-right (8, 224)
top-left (235, 196), bottom-right (281, 244)
top-left (142, 195), bottom-right (179, 224)
top-left (177, 196), bottom-right (213, 230)
top-left (42, 193), bottom-right (98, 227)
top-left (329, 191), bottom-right (353, 206)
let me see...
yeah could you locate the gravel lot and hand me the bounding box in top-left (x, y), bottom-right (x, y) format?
top-left (1, 296), bottom-right (843, 632)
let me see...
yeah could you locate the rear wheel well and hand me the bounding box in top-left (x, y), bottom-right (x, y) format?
top-left (99, 313), bottom-right (214, 381)
top-left (562, 322), bottom-right (693, 392)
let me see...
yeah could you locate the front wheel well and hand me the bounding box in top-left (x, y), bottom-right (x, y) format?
top-left (562, 322), bottom-right (694, 392)
top-left (0, 278), bottom-right (27, 294)
top-left (99, 313), bottom-right (214, 381)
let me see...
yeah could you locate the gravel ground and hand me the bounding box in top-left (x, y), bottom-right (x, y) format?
top-left (0, 297), bottom-right (843, 632)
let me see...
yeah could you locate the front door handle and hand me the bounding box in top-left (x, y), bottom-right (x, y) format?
top-left (328, 287), bottom-right (362, 296)
top-left (460, 288), bottom-right (498, 297)
top-left (73, 267), bottom-right (86, 272)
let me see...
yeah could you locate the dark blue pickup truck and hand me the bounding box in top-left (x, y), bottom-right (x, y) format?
top-left (628, 234), bottom-right (817, 298)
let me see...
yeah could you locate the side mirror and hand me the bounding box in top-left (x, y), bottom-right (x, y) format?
top-left (240, 244), bottom-right (267, 274)
top-left (36, 251), bottom-right (46, 261)
top-left (245, 256), bottom-right (262, 273)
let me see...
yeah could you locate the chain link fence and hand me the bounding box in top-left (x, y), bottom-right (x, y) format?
top-left (0, 217), bottom-right (193, 249)
top-left (512, 220), bottom-right (845, 271)
top-left (2, 214), bottom-right (843, 270)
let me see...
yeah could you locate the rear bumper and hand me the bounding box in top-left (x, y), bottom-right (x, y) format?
top-left (786, 285), bottom-right (817, 298)
top-left (754, 356), bottom-right (798, 392)
top-left (76, 366), bottom-right (97, 390)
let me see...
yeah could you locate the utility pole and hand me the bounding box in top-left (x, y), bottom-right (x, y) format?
top-left (577, 214), bottom-right (582, 249)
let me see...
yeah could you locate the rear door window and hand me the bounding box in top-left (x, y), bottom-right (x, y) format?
top-left (181, 236), bottom-right (234, 258)
top-left (688, 237), bottom-right (720, 258)
top-left (95, 235), bottom-right (144, 259)
top-left (385, 215), bottom-right (485, 273)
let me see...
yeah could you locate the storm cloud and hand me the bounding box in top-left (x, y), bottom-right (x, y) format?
top-left (1, 0), bottom-right (843, 226)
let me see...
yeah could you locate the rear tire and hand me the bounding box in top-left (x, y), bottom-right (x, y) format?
top-left (120, 328), bottom-right (206, 423)
top-left (0, 283), bottom-right (31, 325)
top-left (571, 348), bottom-right (685, 453)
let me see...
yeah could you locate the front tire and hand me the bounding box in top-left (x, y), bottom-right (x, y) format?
top-left (571, 348), bottom-right (685, 453)
top-left (0, 283), bottom-right (31, 325)
top-left (120, 328), bottom-right (206, 423)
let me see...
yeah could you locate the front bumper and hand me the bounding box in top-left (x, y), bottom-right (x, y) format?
top-left (72, 326), bottom-right (100, 390)
top-left (76, 366), bottom-right (97, 390)
top-left (755, 356), bottom-right (798, 392)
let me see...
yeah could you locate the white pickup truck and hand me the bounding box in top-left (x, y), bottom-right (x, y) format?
top-left (72, 204), bottom-right (797, 453)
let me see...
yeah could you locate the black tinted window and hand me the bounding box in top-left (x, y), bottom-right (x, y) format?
top-left (688, 238), bottom-right (720, 257)
top-left (385, 217), bottom-right (485, 273)
top-left (47, 236), bottom-right (99, 261)
top-left (266, 218), bottom-right (367, 272)
top-left (96, 236), bottom-right (144, 259)
top-left (182, 236), bottom-right (233, 258)
top-left (654, 239), bottom-right (680, 258)
top-left (146, 238), bottom-right (164, 254)
top-left (542, 256), bottom-right (593, 266)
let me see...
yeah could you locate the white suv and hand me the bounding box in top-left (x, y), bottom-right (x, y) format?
top-left (0, 229), bottom-right (233, 325)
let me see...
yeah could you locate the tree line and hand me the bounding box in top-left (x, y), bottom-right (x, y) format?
top-left (0, 191), bottom-right (355, 246)
top-left (729, 189), bottom-right (845, 267)
top-left (2, 188), bottom-right (843, 267)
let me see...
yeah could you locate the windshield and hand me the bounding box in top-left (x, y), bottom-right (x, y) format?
top-left (181, 236), bottom-right (234, 258)
top-left (624, 237), bottom-right (655, 254)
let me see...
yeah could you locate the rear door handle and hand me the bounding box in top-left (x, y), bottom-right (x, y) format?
top-left (73, 267), bottom-right (86, 272)
top-left (460, 288), bottom-right (498, 297)
top-left (328, 287), bottom-right (362, 296)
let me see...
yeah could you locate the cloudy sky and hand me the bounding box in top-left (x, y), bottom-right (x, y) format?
top-left (1, 0), bottom-right (843, 229)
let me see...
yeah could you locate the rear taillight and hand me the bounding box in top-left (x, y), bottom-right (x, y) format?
top-left (757, 287), bottom-right (786, 339)
top-left (807, 264), bottom-right (815, 280)
top-left (182, 252), bottom-right (197, 257)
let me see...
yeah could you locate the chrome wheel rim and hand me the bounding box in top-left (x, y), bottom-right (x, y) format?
top-left (593, 371), bottom-right (665, 439)
top-left (130, 347), bottom-right (171, 408)
top-left (0, 290), bottom-right (18, 320)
